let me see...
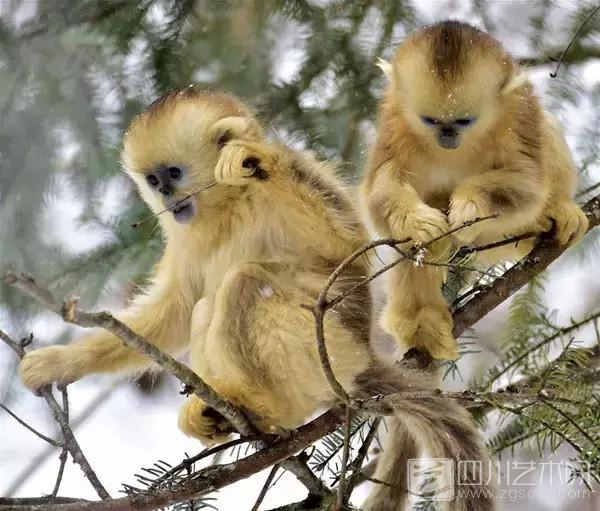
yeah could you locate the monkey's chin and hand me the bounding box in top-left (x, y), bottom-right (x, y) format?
top-left (172, 198), bottom-right (196, 224)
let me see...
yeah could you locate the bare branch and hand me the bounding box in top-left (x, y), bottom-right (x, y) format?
top-left (549, 6), bottom-right (600, 78)
top-left (335, 408), bottom-right (353, 510)
top-left (0, 331), bottom-right (110, 500)
top-left (51, 387), bottom-right (70, 498)
top-left (346, 417), bottom-right (381, 495)
top-left (250, 464), bottom-right (280, 511)
top-left (0, 402), bottom-right (61, 447)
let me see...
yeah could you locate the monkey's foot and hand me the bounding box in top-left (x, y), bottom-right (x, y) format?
top-left (544, 200), bottom-right (588, 245)
top-left (382, 305), bottom-right (458, 360)
top-left (178, 396), bottom-right (234, 446)
top-left (20, 346), bottom-right (81, 391)
top-left (214, 140), bottom-right (270, 186)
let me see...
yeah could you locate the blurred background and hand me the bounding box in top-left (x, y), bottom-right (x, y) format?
top-left (1, 1), bottom-right (599, 509)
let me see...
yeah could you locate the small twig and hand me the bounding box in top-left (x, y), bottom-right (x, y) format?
top-left (131, 181), bottom-right (217, 228)
top-left (346, 417), bottom-right (381, 494)
top-left (251, 464), bottom-right (280, 511)
top-left (51, 387), bottom-right (70, 497)
top-left (0, 329), bottom-right (27, 357)
top-left (0, 403), bottom-right (61, 447)
top-left (0, 497), bottom-right (88, 506)
top-left (335, 408), bottom-right (353, 510)
top-left (577, 180), bottom-right (600, 199)
top-left (549, 5), bottom-right (600, 78)
top-left (148, 437), bottom-right (261, 491)
top-left (308, 305), bottom-right (353, 404)
top-left (456, 232), bottom-right (537, 257)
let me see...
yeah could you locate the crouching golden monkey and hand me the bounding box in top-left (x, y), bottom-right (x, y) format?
top-left (20, 87), bottom-right (495, 510)
top-left (362, 21), bottom-right (588, 360)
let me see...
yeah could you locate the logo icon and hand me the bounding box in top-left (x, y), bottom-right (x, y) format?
top-left (408, 458), bottom-right (455, 502)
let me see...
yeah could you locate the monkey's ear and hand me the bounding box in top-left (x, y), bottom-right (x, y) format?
top-left (376, 58), bottom-right (393, 81)
top-left (499, 71), bottom-right (529, 96)
top-left (210, 116), bottom-right (263, 147)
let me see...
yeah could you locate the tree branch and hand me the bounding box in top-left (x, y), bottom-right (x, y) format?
top-left (452, 195), bottom-right (600, 338)
top-left (0, 410), bottom-right (345, 511)
top-left (3, 272), bottom-right (256, 436)
top-left (0, 330), bottom-right (110, 500)
top-left (5, 194), bottom-right (599, 510)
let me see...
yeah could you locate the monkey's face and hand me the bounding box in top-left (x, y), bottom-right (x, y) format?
top-left (143, 164), bottom-right (197, 224)
top-left (392, 45), bottom-right (508, 151)
top-left (418, 114), bottom-right (475, 150)
top-left (121, 89), bottom-right (252, 226)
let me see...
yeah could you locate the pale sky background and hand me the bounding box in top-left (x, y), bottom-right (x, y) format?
top-left (1, 1), bottom-right (599, 510)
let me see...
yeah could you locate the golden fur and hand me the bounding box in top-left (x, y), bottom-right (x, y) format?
top-left (20, 87), bottom-right (372, 434)
top-left (20, 88), bottom-right (495, 510)
top-left (362, 21), bottom-right (588, 360)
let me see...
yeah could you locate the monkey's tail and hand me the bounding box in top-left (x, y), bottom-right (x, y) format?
top-left (356, 366), bottom-right (497, 511)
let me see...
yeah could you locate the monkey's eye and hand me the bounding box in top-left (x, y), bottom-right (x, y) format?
top-left (146, 174), bottom-right (159, 187)
top-left (455, 117), bottom-right (475, 127)
top-left (421, 116), bottom-right (440, 127)
top-left (168, 166), bottom-right (182, 180)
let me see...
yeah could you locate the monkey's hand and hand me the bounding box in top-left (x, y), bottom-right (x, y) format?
top-left (449, 191), bottom-right (492, 245)
top-left (543, 199), bottom-right (588, 246)
top-left (20, 346), bottom-right (81, 391)
top-left (178, 395), bottom-right (234, 446)
top-left (215, 140), bottom-right (270, 186)
top-left (394, 203), bottom-right (452, 261)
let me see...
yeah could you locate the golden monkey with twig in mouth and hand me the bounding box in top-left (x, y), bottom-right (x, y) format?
top-left (19, 87), bottom-right (495, 510)
top-left (362, 20), bottom-right (588, 360)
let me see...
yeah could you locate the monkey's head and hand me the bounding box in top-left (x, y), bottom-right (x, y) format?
top-left (122, 87), bottom-right (262, 226)
top-left (383, 20), bottom-right (524, 150)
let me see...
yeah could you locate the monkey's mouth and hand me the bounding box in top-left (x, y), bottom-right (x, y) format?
top-left (170, 198), bottom-right (196, 224)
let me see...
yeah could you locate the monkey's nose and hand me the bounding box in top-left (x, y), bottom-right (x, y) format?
top-left (438, 128), bottom-right (459, 149)
top-left (159, 185), bottom-right (174, 196)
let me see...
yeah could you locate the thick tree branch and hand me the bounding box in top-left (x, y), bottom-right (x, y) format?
top-left (0, 410), bottom-right (345, 511)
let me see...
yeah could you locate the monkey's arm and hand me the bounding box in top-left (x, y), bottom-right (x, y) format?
top-left (20, 249), bottom-right (196, 390)
top-left (363, 161), bottom-right (450, 254)
top-left (449, 158), bottom-right (548, 244)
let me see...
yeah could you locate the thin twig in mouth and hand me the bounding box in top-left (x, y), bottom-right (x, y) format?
top-left (131, 181), bottom-right (217, 228)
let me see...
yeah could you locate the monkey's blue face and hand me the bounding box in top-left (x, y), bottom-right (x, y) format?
top-left (145, 165), bottom-right (197, 224)
top-left (420, 116), bottom-right (477, 149)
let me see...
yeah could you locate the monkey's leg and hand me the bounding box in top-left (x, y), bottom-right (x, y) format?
top-left (179, 298), bottom-right (235, 445)
top-left (20, 250), bottom-right (196, 390)
top-left (20, 300), bottom-right (192, 390)
top-left (382, 260), bottom-right (457, 360)
top-left (182, 264), bottom-right (370, 445)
